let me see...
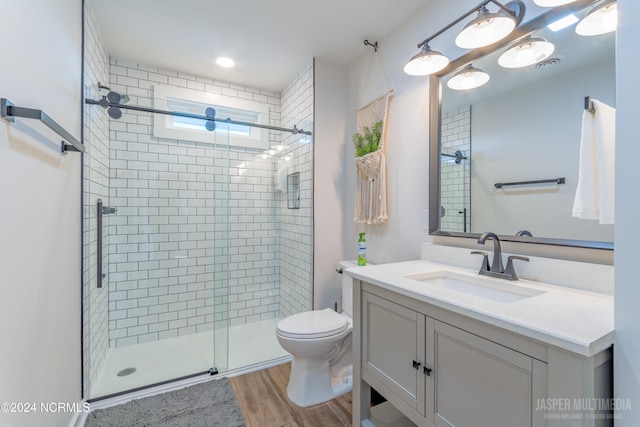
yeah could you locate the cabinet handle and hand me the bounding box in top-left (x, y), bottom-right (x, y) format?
top-left (423, 367), bottom-right (432, 376)
top-left (412, 360), bottom-right (421, 370)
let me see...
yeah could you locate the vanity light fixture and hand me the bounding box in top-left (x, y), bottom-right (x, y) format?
top-left (455, 5), bottom-right (519, 49)
top-left (405, 0), bottom-right (525, 76)
top-left (575, 0), bottom-right (617, 36)
top-left (447, 65), bottom-right (490, 90)
top-left (498, 37), bottom-right (555, 68)
top-left (533, 0), bottom-right (577, 7)
top-left (403, 43), bottom-right (450, 76)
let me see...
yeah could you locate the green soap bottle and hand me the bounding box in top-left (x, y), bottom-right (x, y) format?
top-left (357, 232), bottom-right (366, 266)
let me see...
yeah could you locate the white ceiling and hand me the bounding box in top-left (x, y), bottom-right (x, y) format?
top-left (88, 0), bottom-right (430, 92)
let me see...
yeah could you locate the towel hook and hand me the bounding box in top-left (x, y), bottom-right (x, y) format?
top-left (584, 96), bottom-right (595, 113)
top-left (364, 40), bottom-right (378, 52)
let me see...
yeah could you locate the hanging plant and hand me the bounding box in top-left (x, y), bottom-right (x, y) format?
top-left (353, 120), bottom-right (383, 157)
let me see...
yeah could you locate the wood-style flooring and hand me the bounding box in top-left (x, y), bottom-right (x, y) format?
top-left (230, 363), bottom-right (352, 427)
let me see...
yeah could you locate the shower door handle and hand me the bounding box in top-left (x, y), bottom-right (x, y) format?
top-left (97, 199), bottom-right (117, 288)
top-left (97, 199), bottom-right (104, 288)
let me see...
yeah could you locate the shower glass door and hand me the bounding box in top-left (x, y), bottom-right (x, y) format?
top-left (83, 1), bottom-right (316, 393)
top-left (83, 89), bottom-right (230, 398)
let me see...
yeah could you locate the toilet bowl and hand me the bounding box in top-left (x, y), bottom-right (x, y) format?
top-left (275, 260), bottom-right (361, 407)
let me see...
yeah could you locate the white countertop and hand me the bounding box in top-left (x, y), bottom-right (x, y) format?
top-left (346, 260), bottom-right (614, 358)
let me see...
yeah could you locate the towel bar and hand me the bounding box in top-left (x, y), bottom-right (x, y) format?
top-left (495, 177), bottom-right (566, 189)
top-left (1, 98), bottom-right (84, 153)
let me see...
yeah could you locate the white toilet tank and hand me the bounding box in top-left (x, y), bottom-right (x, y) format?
top-left (340, 260), bottom-right (373, 317)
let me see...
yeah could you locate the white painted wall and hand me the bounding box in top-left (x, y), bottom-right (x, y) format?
top-left (343, 2), bottom-right (438, 264)
top-left (313, 58), bottom-right (348, 310)
top-left (614, 0), bottom-right (640, 424)
top-left (0, 0), bottom-right (82, 426)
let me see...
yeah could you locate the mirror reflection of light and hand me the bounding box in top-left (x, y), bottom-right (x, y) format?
top-left (576, 2), bottom-right (617, 36)
top-left (447, 65), bottom-right (490, 91)
top-left (547, 14), bottom-right (579, 32)
top-left (498, 38), bottom-right (555, 68)
top-left (534, 0), bottom-right (577, 7)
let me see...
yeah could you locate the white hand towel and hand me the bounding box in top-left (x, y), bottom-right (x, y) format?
top-left (572, 99), bottom-right (616, 224)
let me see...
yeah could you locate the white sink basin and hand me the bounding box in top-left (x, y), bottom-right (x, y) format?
top-left (405, 271), bottom-right (545, 303)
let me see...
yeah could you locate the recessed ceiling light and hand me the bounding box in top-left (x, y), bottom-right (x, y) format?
top-left (216, 57), bottom-right (235, 68)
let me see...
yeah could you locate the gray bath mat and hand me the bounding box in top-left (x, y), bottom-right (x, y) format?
top-left (85, 377), bottom-right (245, 427)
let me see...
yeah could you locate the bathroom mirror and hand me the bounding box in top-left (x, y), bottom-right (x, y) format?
top-left (429, 1), bottom-right (615, 250)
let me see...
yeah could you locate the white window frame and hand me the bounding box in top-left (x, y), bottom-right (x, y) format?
top-left (153, 84), bottom-right (270, 149)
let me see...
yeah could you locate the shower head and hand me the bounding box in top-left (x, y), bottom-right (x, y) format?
top-left (106, 91), bottom-right (129, 104)
top-left (108, 106), bottom-right (122, 119)
top-left (102, 90), bottom-right (130, 119)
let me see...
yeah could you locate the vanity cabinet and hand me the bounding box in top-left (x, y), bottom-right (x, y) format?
top-left (354, 280), bottom-right (612, 427)
top-left (431, 320), bottom-right (547, 427)
top-left (361, 290), bottom-right (546, 427)
top-left (362, 292), bottom-right (426, 415)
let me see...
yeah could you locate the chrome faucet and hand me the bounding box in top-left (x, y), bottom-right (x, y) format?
top-left (471, 232), bottom-right (529, 281)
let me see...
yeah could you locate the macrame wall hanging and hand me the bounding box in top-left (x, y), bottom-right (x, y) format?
top-left (354, 40), bottom-right (393, 225)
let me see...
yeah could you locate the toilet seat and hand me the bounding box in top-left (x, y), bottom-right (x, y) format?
top-left (276, 308), bottom-right (348, 339)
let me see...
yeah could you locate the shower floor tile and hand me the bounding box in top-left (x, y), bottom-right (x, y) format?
top-left (90, 318), bottom-right (289, 398)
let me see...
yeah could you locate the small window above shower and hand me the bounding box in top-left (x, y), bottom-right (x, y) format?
top-left (153, 84), bottom-right (270, 149)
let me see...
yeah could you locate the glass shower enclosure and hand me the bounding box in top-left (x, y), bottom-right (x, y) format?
top-left (82, 11), bottom-right (314, 396)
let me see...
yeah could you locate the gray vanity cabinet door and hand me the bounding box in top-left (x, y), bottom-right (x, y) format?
top-left (362, 292), bottom-right (426, 415)
top-left (432, 320), bottom-right (547, 427)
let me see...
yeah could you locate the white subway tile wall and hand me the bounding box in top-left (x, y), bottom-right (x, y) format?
top-left (82, 3), bottom-right (111, 392)
top-left (278, 64), bottom-right (314, 318)
top-left (440, 106), bottom-right (471, 233)
top-left (101, 59), bottom-right (314, 347)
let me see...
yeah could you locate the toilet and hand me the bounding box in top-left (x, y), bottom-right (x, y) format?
top-left (276, 260), bottom-right (361, 407)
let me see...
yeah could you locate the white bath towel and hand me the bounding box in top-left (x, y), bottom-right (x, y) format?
top-left (572, 99), bottom-right (615, 224)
